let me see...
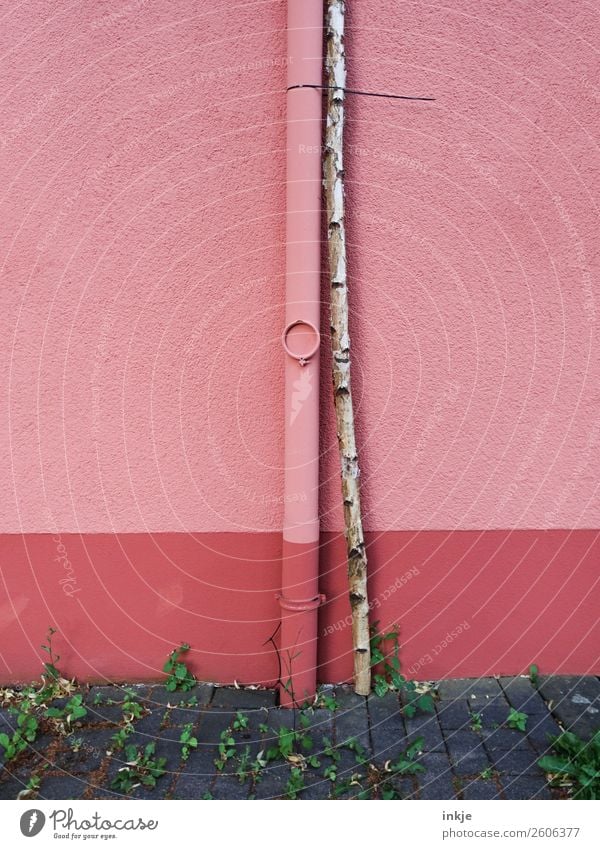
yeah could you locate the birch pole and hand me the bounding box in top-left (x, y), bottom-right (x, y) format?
top-left (323, 0), bottom-right (371, 696)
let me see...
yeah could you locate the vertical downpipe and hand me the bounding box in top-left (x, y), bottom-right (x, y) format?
top-left (278, 0), bottom-right (324, 706)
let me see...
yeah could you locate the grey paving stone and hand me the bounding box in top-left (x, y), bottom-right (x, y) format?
top-left (367, 691), bottom-right (402, 722)
top-left (129, 782), bottom-right (174, 800)
top-left (405, 712), bottom-right (445, 752)
top-left (0, 709), bottom-right (16, 734)
top-left (470, 698), bottom-right (512, 728)
top-left (252, 762), bottom-right (292, 799)
top-left (300, 771), bottom-right (332, 799)
top-left (260, 706), bottom-right (295, 759)
top-left (152, 694), bottom-right (211, 731)
top-left (334, 700), bottom-right (371, 754)
top-left (85, 686), bottom-right (133, 724)
top-left (332, 686), bottom-right (367, 710)
top-left (121, 684), bottom-right (156, 700)
top-left (188, 708), bottom-right (249, 778)
top-left (154, 738), bottom-right (187, 772)
top-left (538, 676), bottom-right (600, 738)
top-left (38, 773), bottom-right (88, 799)
top-left (526, 713), bottom-right (562, 754)
top-left (446, 731), bottom-right (491, 776)
top-left (0, 679), bottom-right (590, 800)
top-left (161, 708), bottom-right (204, 731)
top-left (438, 678), bottom-right (502, 701)
top-left (0, 758), bottom-right (44, 799)
top-left (305, 707), bottom-right (334, 741)
top-left (172, 769), bottom-right (214, 799)
top-left (86, 783), bottom-right (130, 799)
top-left (129, 706), bottom-right (167, 738)
top-left (175, 737), bottom-right (216, 780)
top-left (53, 729), bottom-right (113, 775)
top-left (195, 708), bottom-right (234, 746)
top-left (368, 693), bottom-right (408, 761)
top-left (500, 677), bottom-right (549, 715)
top-left (105, 738), bottom-right (181, 795)
top-left (493, 747), bottom-right (546, 777)
top-left (501, 775), bottom-right (551, 799)
top-left (148, 683), bottom-right (214, 709)
top-left (388, 776), bottom-right (419, 800)
top-left (417, 752), bottom-right (457, 800)
top-left (232, 708), bottom-right (272, 761)
top-left (482, 726), bottom-right (532, 752)
top-left (538, 675), bottom-right (600, 705)
top-left (437, 679), bottom-right (472, 701)
top-left (210, 687), bottom-right (275, 710)
top-left (0, 743), bottom-right (56, 792)
top-left (0, 776), bottom-right (27, 799)
top-left (332, 698), bottom-right (371, 784)
top-left (461, 779), bottom-right (501, 800)
top-left (437, 699), bottom-right (471, 730)
top-left (158, 712), bottom-right (202, 740)
top-left (335, 750), bottom-right (365, 784)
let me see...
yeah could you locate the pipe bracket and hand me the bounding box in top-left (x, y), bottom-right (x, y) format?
top-left (282, 319), bottom-right (320, 366)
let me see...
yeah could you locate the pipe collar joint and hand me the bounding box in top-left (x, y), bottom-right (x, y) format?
top-left (276, 592), bottom-right (326, 612)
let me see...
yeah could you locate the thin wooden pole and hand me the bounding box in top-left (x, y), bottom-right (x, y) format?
top-left (323, 0), bottom-right (371, 696)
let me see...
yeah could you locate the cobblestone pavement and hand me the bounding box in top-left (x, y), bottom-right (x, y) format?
top-left (1, 676), bottom-right (598, 800)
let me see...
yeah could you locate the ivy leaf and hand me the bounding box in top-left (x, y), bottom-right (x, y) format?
top-left (417, 693), bottom-right (435, 714)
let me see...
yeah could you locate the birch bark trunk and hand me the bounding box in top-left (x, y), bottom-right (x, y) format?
top-left (323, 0), bottom-right (371, 696)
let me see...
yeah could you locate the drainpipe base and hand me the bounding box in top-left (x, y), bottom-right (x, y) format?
top-left (277, 538), bottom-right (325, 707)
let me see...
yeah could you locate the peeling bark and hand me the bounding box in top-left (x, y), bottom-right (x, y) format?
top-left (323, 0), bottom-right (371, 696)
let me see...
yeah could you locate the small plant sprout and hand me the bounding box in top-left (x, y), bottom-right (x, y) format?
top-left (538, 730), bottom-right (600, 800)
top-left (122, 694), bottom-right (145, 722)
top-left (284, 766), bottom-right (305, 799)
top-left (40, 627), bottom-right (61, 681)
top-left (111, 742), bottom-right (167, 794)
top-left (388, 736), bottom-right (425, 775)
top-left (345, 736), bottom-right (369, 766)
top-left (323, 763), bottom-right (338, 782)
top-left (215, 728), bottom-right (237, 771)
top-left (506, 708), bottom-right (528, 732)
top-left (315, 688), bottom-right (339, 712)
top-left (470, 712), bottom-right (483, 732)
top-left (529, 664), bottom-right (539, 686)
top-left (69, 737), bottom-right (83, 753)
top-left (0, 709), bottom-right (39, 761)
top-left (163, 643), bottom-right (197, 692)
top-left (232, 712), bottom-right (249, 731)
top-left (235, 746), bottom-right (252, 783)
top-left (179, 723), bottom-right (198, 762)
top-left (17, 773), bottom-right (42, 800)
top-left (369, 623), bottom-right (435, 716)
top-left (110, 724), bottom-right (134, 752)
top-left (45, 693), bottom-right (88, 732)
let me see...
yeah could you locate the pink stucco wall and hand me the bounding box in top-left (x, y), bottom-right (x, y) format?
top-left (0, 1), bottom-right (598, 683)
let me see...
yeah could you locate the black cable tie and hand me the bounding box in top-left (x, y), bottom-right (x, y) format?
top-left (287, 83), bottom-right (435, 102)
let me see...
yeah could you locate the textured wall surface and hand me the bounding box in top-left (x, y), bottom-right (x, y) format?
top-left (0, 1), bottom-right (598, 682)
top-left (1, 0), bottom-right (598, 535)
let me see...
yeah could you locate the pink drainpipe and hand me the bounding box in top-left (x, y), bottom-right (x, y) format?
top-left (278, 0), bottom-right (324, 706)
